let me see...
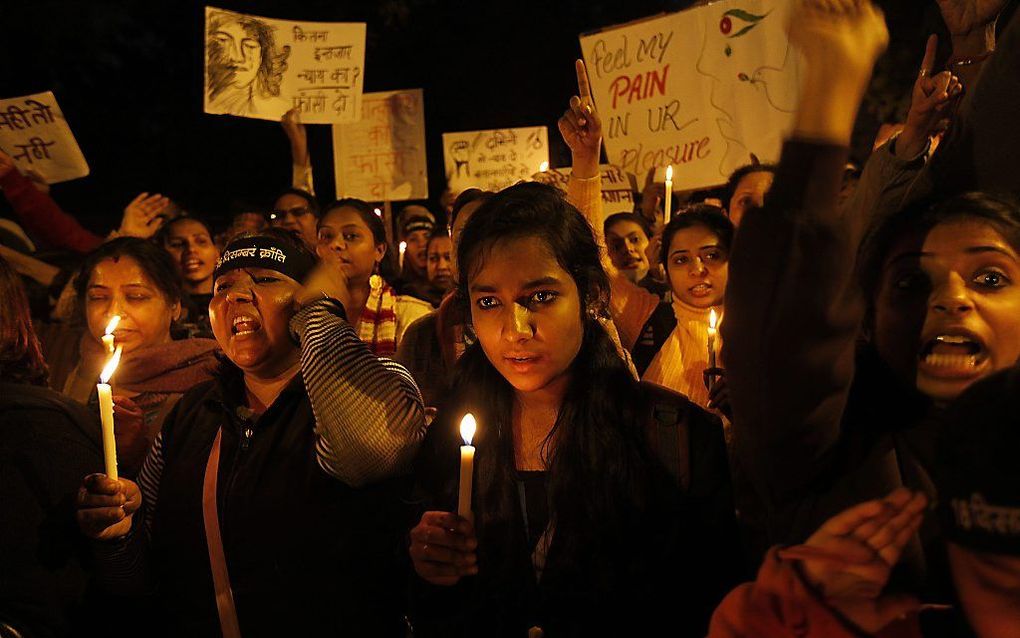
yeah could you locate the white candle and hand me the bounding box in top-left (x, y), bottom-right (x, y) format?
top-left (102, 315), bottom-right (120, 354)
top-left (97, 346), bottom-right (123, 480)
top-left (399, 241), bottom-right (407, 271)
top-left (708, 308), bottom-right (718, 369)
top-left (458, 413), bottom-right (477, 522)
top-left (664, 165), bottom-right (674, 226)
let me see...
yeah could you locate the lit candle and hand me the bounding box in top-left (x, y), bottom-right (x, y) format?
top-left (707, 308), bottom-right (718, 392)
top-left (373, 207), bottom-right (382, 218)
top-left (458, 413), bottom-right (476, 522)
top-left (539, 161), bottom-right (549, 173)
top-left (664, 165), bottom-right (674, 226)
top-left (102, 315), bottom-right (120, 354)
top-left (399, 241), bottom-right (407, 271)
top-left (97, 346), bottom-right (123, 480)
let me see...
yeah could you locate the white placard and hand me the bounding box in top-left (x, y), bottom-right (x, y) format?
top-left (332, 89), bottom-right (428, 201)
top-left (0, 91), bottom-right (89, 184)
top-left (580, 0), bottom-right (800, 189)
top-left (443, 127), bottom-right (548, 194)
top-left (204, 6), bottom-right (366, 123)
top-left (532, 165), bottom-right (638, 215)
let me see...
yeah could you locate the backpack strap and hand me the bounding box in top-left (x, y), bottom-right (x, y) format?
top-left (631, 302), bottom-right (678, 378)
top-left (644, 384), bottom-right (691, 492)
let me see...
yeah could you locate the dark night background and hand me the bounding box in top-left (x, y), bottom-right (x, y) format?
top-left (2, 0), bottom-right (948, 232)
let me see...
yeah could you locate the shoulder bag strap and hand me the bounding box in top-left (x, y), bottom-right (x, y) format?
top-left (203, 428), bottom-right (242, 638)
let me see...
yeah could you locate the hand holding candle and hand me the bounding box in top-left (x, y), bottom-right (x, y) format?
top-left (458, 413), bottom-right (476, 522)
top-left (664, 165), bottom-right (674, 226)
top-left (97, 346), bottom-right (123, 480)
top-left (102, 315), bottom-right (120, 354)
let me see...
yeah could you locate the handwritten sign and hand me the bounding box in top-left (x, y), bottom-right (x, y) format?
top-left (204, 6), bottom-right (366, 123)
top-left (580, 0), bottom-right (800, 189)
top-left (0, 91), bottom-right (89, 184)
top-left (332, 89), bottom-right (428, 201)
top-left (443, 127), bottom-right (548, 194)
top-left (532, 165), bottom-right (638, 215)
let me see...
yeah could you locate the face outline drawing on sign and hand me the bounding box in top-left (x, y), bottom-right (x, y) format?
top-left (695, 2), bottom-right (798, 180)
top-left (206, 10), bottom-right (291, 117)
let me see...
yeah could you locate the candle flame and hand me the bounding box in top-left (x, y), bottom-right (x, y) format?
top-left (460, 413), bottom-right (477, 446)
top-left (665, 165), bottom-right (673, 182)
top-left (105, 315), bottom-right (121, 335)
top-left (374, 208), bottom-right (382, 217)
top-left (399, 241), bottom-right (407, 253)
top-left (100, 346), bottom-right (123, 384)
top-left (709, 308), bottom-right (718, 330)
top-left (539, 161), bottom-right (549, 173)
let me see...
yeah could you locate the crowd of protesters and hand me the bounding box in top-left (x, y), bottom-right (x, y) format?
top-left (2, 0), bottom-right (1020, 636)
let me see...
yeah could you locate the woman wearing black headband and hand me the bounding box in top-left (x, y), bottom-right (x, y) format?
top-left (74, 228), bottom-right (427, 635)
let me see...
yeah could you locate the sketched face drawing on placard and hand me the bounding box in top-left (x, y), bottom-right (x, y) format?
top-left (206, 10), bottom-right (291, 116)
top-left (695, 2), bottom-right (797, 179)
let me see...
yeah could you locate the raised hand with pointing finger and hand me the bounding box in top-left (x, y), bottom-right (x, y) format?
top-left (557, 59), bottom-right (602, 179)
top-left (897, 34), bottom-right (964, 158)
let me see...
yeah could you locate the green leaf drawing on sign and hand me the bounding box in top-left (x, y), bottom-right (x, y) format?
top-left (723, 9), bottom-right (769, 22)
top-left (730, 23), bottom-right (760, 38)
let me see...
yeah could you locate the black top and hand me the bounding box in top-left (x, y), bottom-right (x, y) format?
top-left (515, 471), bottom-right (548, 553)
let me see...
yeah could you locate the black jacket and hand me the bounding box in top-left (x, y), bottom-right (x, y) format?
top-left (0, 382), bottom-right (103, 638)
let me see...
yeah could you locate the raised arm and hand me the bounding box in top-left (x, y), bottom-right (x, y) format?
top-left (560, 59), bottom-right (659, 349)
top-left (291, 262), bottom-right (426, 487)
top-left (722, 0), bottom-right (888, 506)
top-left (282, 108), bottom-right (315, 195)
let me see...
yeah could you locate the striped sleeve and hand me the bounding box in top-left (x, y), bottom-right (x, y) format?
top-left (291, 298), bottom-right (427, 488)
top-left (89, 432), bottom-right (164, 591)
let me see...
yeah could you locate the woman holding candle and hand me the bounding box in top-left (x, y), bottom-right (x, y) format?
top-left (558, 60), bottom-right (733, 413)
top-left (316, 198), bottom-right (432, 356)
top-left (408, 182), bottom-right (741, 637)
top-left (62, 238), bottom-right (219, 477)
top-left (0, 256), bottom-right (105, 638)
top-left (75, 228), bottom-right (426, 635)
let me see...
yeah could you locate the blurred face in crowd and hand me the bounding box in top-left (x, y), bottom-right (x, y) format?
top-left (210, 20), bottom-right (262, 90)
top-left (272, 193), bottom-right (318, 250)
top-left (468, 236), bottom-right (583, 397)
top-left (427, 235), bottom-right (454, 290)
top-left (450, 199), bottom-right (484, 282)
top-left (404, 229), bottom-right (430, 272)
top-left (606, 219), bottom-right (650, 283)
top-left (210, 267), bottom-right (300, 378)
top-left (948, 544), bottom-right (1020, 636)
top-left (316, 206), bottom-right (386, 285)
top-left (85, 257), bottom-right (180, 354)
top-left (665, 224), bottom-right (729, 308)
top-left (163, 219), bottom-right (219, 294)
top-left (728, 170), bottom-right (774, 227)
top-left (873, 219), bottom-right (1020, 403)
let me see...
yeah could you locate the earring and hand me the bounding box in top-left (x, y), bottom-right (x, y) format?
top-left (369, 262), bottom-right (383, 292)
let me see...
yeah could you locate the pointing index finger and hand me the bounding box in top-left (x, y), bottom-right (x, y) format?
top-left (575, 59), bottom-right (594, 106)
top-left (919, 34), bottom-right (937, 78)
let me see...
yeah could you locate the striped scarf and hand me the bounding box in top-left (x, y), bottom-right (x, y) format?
top-left (358, 282), bottom-right (398, 356)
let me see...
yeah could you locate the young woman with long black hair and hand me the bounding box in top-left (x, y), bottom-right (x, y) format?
top-left (407, 183), bottom-right (741, 637)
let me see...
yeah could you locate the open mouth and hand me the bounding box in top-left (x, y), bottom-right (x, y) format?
top-left (232, 314), bottom-right (263, 338)
top-left (688, 283), bottom-right (713, 297)
top-left (918, 333), bottom-right (988, 373)
top-left (183, 258), bottom-right (204, 272)
top-left (504, 353), bottom-right (542, 371)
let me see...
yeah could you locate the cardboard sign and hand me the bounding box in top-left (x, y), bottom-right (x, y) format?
top-left (580, 0), bottom-right (800, 189)
top-left (443, 127), bottom-right (548, 193)
top-left (0, 91), bottom-right (89, 183)
top-left (532, 164), bottom-right (638, 215)
top-left (332, 89), bottom-right (428, 201)
top-left (204, 6), bottom-right (366, 123)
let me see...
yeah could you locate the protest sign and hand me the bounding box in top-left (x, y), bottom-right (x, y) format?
top-left (443, 127), bottom-right (548, 193)
top-left (0, 91), bottom-right (89, 183)
top-left (204, 6), bottom-right (366, 123)
top-left (532, 165), bottom-right (637, 215)
top-left (332, 89), bottom-right (428, 201)
top-left (580, 0), bottom-right (800, 190)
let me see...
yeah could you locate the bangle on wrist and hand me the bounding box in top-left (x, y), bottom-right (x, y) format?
top-left (948, 49), bottom-right (994, 68)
